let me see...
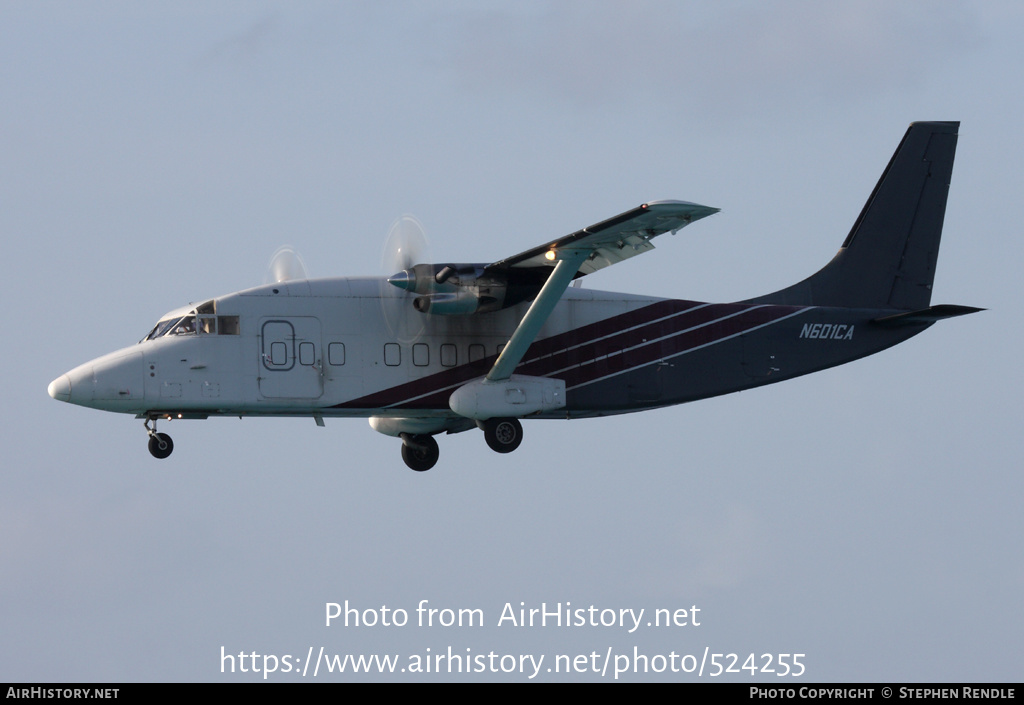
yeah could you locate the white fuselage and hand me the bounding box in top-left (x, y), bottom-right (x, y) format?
top-left (50, 277), bottom-right (661, 421)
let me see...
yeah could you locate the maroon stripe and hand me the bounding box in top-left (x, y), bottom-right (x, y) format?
top-left (333, 301), bottom-right (803, 410)
top-left (562, 305), bottom-right (798, 390)
top-left (370, 305), bottom-right (795, 410)
top-left (520, 299), bottom-right (697, 362)
top-left (331, 299), bottom-right (683, 409)
top-left (515, 303), bottom-right (728, 379)
top-left (331, 359), bottom-right (486, 409)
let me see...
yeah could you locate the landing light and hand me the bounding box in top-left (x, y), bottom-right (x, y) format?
top-left (545, 250), bottom-right (556, 261)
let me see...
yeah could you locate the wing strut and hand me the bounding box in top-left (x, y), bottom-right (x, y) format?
top-left (449, 201), bottom-right (718, 421)
top-left (486, 249), bottom-right (590, 382)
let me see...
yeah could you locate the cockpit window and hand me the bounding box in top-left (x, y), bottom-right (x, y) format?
top-left (141, 303), bottom-right (238, 342)
top-left (143, 318), bottom-right (178, 342)
top-left (218, 315), bottom-right (240, 335)
top-left (142, 313), bottom-right (196, 341)
top-left (170, 316), bottom-right (196, 335)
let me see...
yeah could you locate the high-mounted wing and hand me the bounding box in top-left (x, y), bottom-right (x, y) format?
top-left (448, 200), bottom-right (719, 418)
top-left (485, 200), bottom-right (719, 278)
top-left (388, 199), bottom-right (719, 411)
top-left (481, 200), bottom-right (717, 384)
top-left (387, 200), bottom-right (718, 316)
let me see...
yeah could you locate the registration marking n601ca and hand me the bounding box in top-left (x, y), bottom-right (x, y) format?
top-left (800, 323), bottom-right (854, 340)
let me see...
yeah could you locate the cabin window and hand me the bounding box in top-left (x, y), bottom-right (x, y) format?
top-left (269, 341), bottom-right (287, 366)
top-left (328, 342), bottom-right (345, 366)
top-left (384, 343), bottom-right (401, 366)
top-left (299, 342), bottom-right (315, 366)
top-left (413, 343), bottom-right (429, 367)
top-left (440, 343), bottom-right (457, 367)
top-left (469, 343), bottom-right (485, 364)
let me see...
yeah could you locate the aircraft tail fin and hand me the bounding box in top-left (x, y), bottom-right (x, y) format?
top-left (750, 121), bottom-right (960, 310)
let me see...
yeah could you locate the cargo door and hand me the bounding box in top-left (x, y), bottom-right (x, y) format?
top-left (259, 317), bottom-right (323, 398)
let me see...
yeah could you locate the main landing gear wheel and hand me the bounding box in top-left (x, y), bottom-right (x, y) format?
top-left (483, 417), bottom-right (523, 454)
top-left (148, 432), bottom-right (173, 459)
top-left (401, 434), bottom-right (439, 472)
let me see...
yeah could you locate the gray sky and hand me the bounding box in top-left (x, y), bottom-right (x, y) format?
top-left (2, 1), bottom-right (1020, 682)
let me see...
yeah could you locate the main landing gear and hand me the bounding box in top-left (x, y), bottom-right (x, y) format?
top-left (483, 417), bottom-right (523, 454)
top-left (144, 418), bottom-right (173, 459)
top-left (396, 417), bottom-right (524, 472)
top-left (400, 433), bottom-right (439, 472)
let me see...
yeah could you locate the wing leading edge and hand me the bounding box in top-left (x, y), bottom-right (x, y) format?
top-left (485, 200), bottom-right (718, 277)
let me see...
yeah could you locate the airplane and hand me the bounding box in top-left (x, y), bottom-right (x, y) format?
top-left (47, 121), bottom-right (980, 471)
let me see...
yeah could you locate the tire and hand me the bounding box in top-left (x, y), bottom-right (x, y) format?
top-left (483, 418), bottom-right (523, 454)
top-left (148, 432), bottom-right (174, 459)
top-left (401, 434), bottom-right (439, 472)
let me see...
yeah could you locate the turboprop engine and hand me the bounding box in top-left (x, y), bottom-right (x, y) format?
top-left (387, 263), bottom-right (536, 315)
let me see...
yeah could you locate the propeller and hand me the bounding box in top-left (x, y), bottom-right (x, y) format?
top-left (381, 215), bottom-right (428, 274)
top-left (264, 246), bottom-right (309, 284)
top-left (380, 215), bottom-right (431, 345)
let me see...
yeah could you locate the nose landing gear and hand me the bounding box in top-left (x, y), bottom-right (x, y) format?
top-left (144, 418), bottom-right (174, 459)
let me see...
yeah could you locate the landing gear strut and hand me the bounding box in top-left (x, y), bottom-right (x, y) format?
top-left (400, 433), bottom-right (439, 472)
top-left (144, 418), bottom-right (174, 459)
top-left (483, 417), bottom-right (523, 454)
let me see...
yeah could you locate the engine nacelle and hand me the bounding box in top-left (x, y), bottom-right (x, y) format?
top-left (387, 263), bottom-right (529, 316)
top-left (448, 375), bottom-right (566, 421)
top-left (413, 291), bottom-right (482, 315)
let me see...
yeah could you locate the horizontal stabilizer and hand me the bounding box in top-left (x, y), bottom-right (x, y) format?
top-left (872, 304), bottom-right (984, 327)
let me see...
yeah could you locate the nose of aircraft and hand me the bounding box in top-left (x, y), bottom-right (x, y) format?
top-left (48, 374), bottom-right (72, 402)
top-left (47, 350), bottom-right (145, 410)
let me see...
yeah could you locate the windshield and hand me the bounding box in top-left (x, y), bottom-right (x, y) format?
top-left (139, 301), bottom-right (235, 343)
top-left (142, 314), bottom-right (196, 342)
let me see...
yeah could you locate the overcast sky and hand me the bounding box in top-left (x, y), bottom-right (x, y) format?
top-left (2, 1), bottom-right (1021, 682)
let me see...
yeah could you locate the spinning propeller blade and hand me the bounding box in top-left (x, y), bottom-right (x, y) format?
top-left (382, 215), bottom-right (428, 274)
top-left (380, 216), bottom-right (431, 344)
top-left (265, 246), bottom-right (308, 284)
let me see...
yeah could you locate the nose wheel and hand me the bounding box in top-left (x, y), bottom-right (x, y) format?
top-left (144, 418), bottom-right (174, 459)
